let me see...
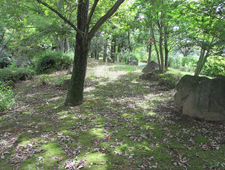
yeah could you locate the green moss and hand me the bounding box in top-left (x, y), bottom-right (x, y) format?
top-left (1, 60), bottom-right (225, 169)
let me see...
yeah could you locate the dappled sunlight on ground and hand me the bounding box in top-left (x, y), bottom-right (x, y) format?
top-left (1, 59), bottom-right (225, 169)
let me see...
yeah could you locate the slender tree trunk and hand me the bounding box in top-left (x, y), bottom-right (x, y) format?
top-left (103, 38), bottom-right (107, 62)
top-left (111, 35), bottom-right (116, 62)
top-left (64, 38), bottom-right (69, 52)
top-left (59, 37), bottom-right (64, 52)
top-left (164, 39), bottom-right (168, 71)
top-left (194, 47), bottom-right (209, 76)
top-left (194, 37), bottom-right (214, 76)
top-left (95, 38), bottom-right (99, 59)
top-left (128, 31), bottom-right (132, 52)
top-left (65, 0), bottom-right (89, 106)
top-left (150, 22), bottom-right (160, 69)
top-left (159, 34), bottom-right (164, 73)
top-left (164, 25), bottom-right (169, 71)
top-left (148, 44), bottom-right (152, 63)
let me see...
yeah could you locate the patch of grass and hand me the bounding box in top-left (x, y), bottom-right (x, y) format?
top-left (108, 65), bottom-right (141, 72)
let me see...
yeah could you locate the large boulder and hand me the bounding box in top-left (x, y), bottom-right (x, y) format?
top-left (142, 61), bottom-right (159, 73)
top-left (174, 75), bottom-right (225, 121)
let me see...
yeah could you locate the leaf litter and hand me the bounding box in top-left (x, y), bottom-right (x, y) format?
top-left (0, 60), bottom-right (225, 169)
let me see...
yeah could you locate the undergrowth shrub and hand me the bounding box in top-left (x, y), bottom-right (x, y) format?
top-left (0, 84), bottom-right (16, 111)
top-left (35, 51), bottom-right (73, 74)
top-left (0, 68), bottom-right (35, 83)
top-left (38, 74), bottom-right (53, 85)
top-left (117, 51), bottom-right (138, 64)
top-left (169, 55), bottom-right (198, 72)
top-left (181, 56), bottom-right (198, 72)
top-left (202, 56), bottom-right (225, 77)
top-left (168, 55), bottom-right (182, 69)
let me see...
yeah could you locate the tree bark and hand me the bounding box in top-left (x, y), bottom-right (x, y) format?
top-left (148, 44), bottom-right (152, 63)
top-left (164, 24), bottom-right (169, 71)
top-left (150, 21), bottom-right (161, 70)
top-left (103, 38), bottom-right (107, 62)
top-left (111, 35), bottom-right (116, 62)
top-left (194, 37), bottom-right (214, 76)
top-left (65, 0), bottom-right (89, 106)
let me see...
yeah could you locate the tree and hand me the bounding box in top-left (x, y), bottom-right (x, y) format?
top-left (36, 0), bottom-right (125, 106)
top-left (134, 0), bottom-right (179, 73)
top-left (178, 0), bottom-right (225, 76)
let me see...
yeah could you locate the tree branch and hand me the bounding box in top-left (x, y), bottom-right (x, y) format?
top-left (88, 0), bottom-right (125, 40)
top-left (86, 0), bottom-right (99, 34)
top-left (35, 0), bottom-right (83, 37)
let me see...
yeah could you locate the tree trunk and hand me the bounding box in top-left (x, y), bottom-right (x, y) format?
top-left (128, 31), bottom-right (132, 52)
top-left (164, 25), bottom-right (169, 71)
top-left (159, 29), bottom-right (164, 73)
top-left (65, 0), bottom-right (89, 106)
top-left (103, 38), bottom-right (107, 62)
top-left (194, 48), bottom-right (208, 76)
top-left (95, 37), bottom-right (99, 59)
top-left (194, 37), bottom-right (214, 76)
top-left (150, 22), bottom-right (161, 69)
top-left (111, 35), bottom-right (116, 62)
top-left (164, 39), bottom-right (169, 71)
top-left (64, 38), bottom-right (69, 52)
top-left (148, 44), bottom-right (152, 63)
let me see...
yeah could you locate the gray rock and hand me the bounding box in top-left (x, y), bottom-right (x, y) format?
top-left (142, 61), bottom-right (159, 73)
top-left (61, 79), bottom-right (71, 90)
top-left (174, 75), bottom-right (225, 121)
top-left (129, 59), bottom-right (138, 65)
top-left (139, 70), bottom-right (160, 81)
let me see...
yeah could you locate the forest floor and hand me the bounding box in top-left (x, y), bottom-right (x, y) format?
top-left (1, 59), bottom-right (225, 170)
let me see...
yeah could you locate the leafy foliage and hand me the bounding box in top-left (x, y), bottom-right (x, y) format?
top-left (0, 68), bottom-right (35, 83)
top-left (168, 55), bottom-right (198, 72)
top-left (0, 84), bottom-right (16, 111)
top-left (117, 51), bottom-right (138, 64)
top-left (38, 74), bottom-right (53, 86)
top-left (35, 51), bottom-right (73, 74)
top-left (202, 56), bottom-right (225, 77)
